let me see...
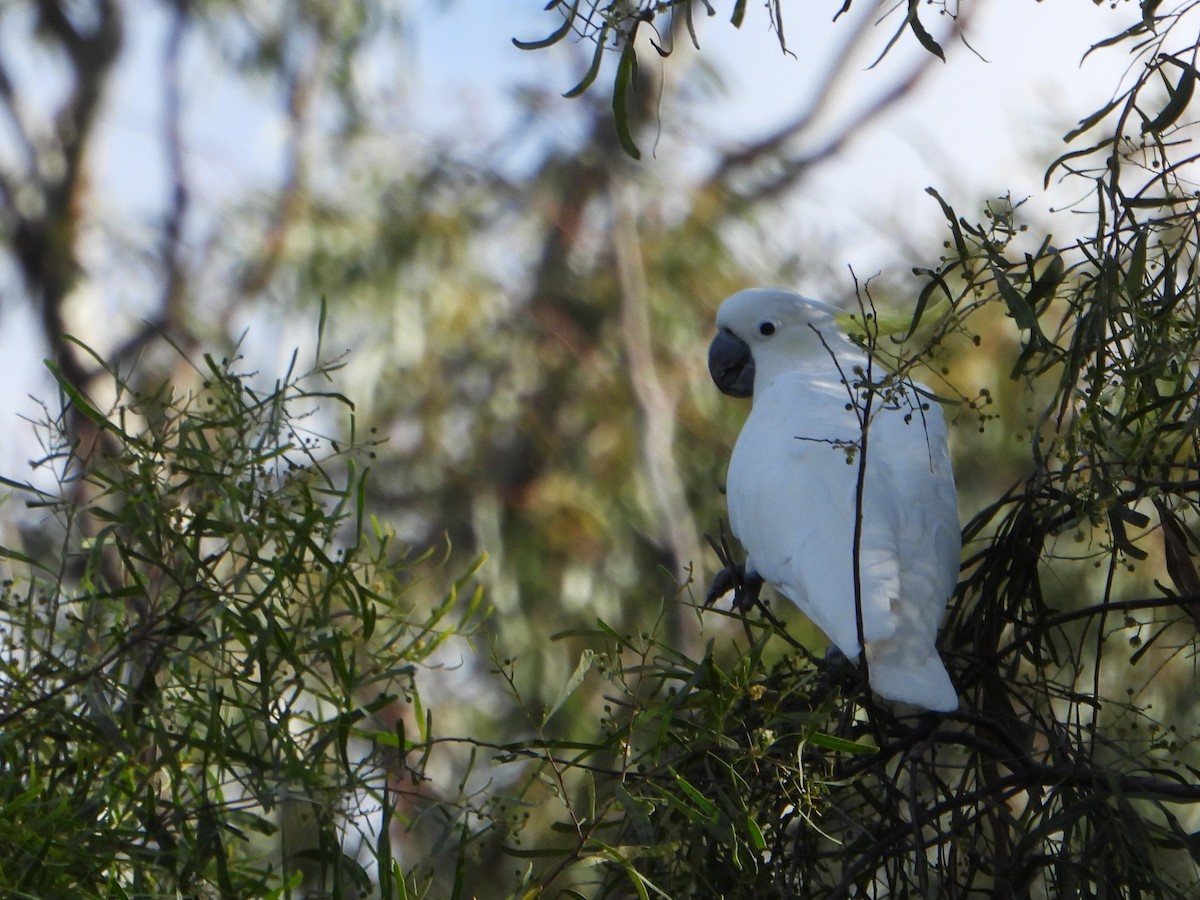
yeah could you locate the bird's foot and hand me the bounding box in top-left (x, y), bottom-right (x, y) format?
top-left (703, 524), bottom-right (764, 613)
top-left (705, 563), bottom-right (764, 613)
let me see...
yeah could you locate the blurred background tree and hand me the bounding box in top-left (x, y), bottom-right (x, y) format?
top-left (1, 0), bottom-right (1200, 897)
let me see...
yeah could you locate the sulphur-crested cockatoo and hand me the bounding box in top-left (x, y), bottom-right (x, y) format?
top-left (708, 288), bottom-right (959, 712)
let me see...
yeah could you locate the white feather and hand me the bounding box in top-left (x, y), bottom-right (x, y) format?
top-left (715, 288), bottom-right (959, 712)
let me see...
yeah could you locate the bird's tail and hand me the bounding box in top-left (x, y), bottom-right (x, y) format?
top-left (866, 640), bottom-right (958, 712)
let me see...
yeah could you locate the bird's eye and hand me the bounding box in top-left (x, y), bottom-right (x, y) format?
top-left (758, 321), bottom-right (776, 336)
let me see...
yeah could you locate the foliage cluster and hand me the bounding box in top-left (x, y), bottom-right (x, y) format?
top-left (0, 342), bottom-right (485, 897)
top-left (515, 0), bottom-right (952, 157)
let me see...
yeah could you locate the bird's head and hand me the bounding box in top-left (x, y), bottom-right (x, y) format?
top-left (708, 288), bottom-right (850, 398)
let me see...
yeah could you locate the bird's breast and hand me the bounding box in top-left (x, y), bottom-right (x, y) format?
top-left (725, 376), bottom-right (863, 555)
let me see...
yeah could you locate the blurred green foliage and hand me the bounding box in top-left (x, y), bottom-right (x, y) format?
top-left (0, 338), bottom-right (486, 896)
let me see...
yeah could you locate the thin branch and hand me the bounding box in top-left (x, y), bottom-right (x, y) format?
top-left (233, 35), bottom-right (323, 301)
top-left (704, 3), bottom-right (955, 204)
top-left (995, 594), bottom-right (1200, 661)
top-left (706, 7), bottom-right (879, 184)
top-left (159, 0), bottom-right (191, 331)
top-left (0, 55), bottom-right (37, 179)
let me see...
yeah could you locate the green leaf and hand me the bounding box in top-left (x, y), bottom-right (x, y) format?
top-left (1118, 503), bottom-right (1154, 532)
top-left (684, 0), bottom-right (700, 49)
top-left (907, 1), bottom-right (945, 62)
top-left (902, 269), bottom-right (953, 341)
top-left (1129, 621), bottom-right (1172, 665)
top-left (1125, 194), bottom-right (1196, 209)
top-left (0, 474), bottom-right (53, 499)
top-left (1083, 20), bottom-right (1152, 61)
top-left (1126, 230), bottom-right (1149, 297)
top-left (44, 360), bottom-right (125, 437)
top-left (745, 814), bottom-right (766, 851)
top-left (564, 23), bottom-right (610, 98)
top-left (512, 0), bottom-right (578, 50)
top-left (1143, 55), bottom-right (1197, 134)
top-left (871, 0), bottom-right (944, 68)
top-left (615, 784), bottom-right (655, 844)
top-left (805, 730), bottom-right (876, 755)
top-left (542, 648), bottom-right (595, 725)
top-left (926, 187), bottom-right (968, 260)
top-left (1064, 95), bottom-right (1125, 143)
top-left (315, 294), bottom-right (328, 365)
top-left (591, 841), bottom-right (672, 900)
top-left (1045, 136), bottom-right (1117, 188)
top-left (613, 39), bottom-right (642, 159)
top-left (1025, 248), bottom-right (1065, 310)
top-left (1110, 505), bottom-right (1151, 561)
top-left (670, 769), bottom-right (720, 820)
top-left (0, 545), bottom-right (55, 575)
top-left (992, 265), bottom-right (1039, 331)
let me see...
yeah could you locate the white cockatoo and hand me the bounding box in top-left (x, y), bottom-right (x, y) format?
top-left (708, 288), bottom-right (960, 712)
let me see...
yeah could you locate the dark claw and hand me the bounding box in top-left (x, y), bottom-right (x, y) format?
top-left (734, 571), bottom-right (763, 614)
top-left (705, 565), bottom-right (737, 607)
top-left (703, 523), bottom-right (765, 613)
top-left (734, 568), bottom-right (764, 612)
top-left (705, 562), bottom-right (764, 612)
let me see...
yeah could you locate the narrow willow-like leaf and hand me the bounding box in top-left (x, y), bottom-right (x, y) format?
top-left (315, 294), bottom-right (327, 366)
top-left (805, 730), bottom-right (877, 755)
top-left (564, 22), bottom-right (610, 98)
top-left (1143, 55), bottom-right (1198, 134)
top-left (512, 0), bottom-right (578, 50)
top-left (1109, 506), bottom-right (1150, 561)
top-left (542, 648), bottom-right (595, 725)
top-left (901, 270), bottom-right (952, 341)
top-left (1045, 136), bottom-right (1118, 189)
top-left (745, 814), bottom-right (766, 851)
top-left (615, 783), bottom-right (655, 844)
top-left (907, 1), bottom-right (945, 62)
top-left (613, 39), bottom-right (642, 159)
top-left (670, 769), bottom-right (720, 820)
top-left (992, 265), bottom-right (1039, 332)
top-left (0, 544), bottom-right (55, 574)
top-left (1064, 94), bottom-right (1127, 142)
top-left (1126, 229), bottom-right (1149, 297)
top-left (44, 360), bottom-right (125, 437)
top-left (1026, 248), bottom-right (1065, 310)
top-left (926, 187), bottom-right (968, 259)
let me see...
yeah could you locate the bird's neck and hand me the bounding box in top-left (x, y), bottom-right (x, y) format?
top-left (754, 343), bottom-right (867, 395)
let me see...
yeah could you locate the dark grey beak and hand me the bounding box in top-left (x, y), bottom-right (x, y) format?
top-left (708, 330), bottom-right (754, 398)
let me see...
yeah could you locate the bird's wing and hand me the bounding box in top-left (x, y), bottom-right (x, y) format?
top-left (859, 389), bottom-right (961, 710)
top-left (726, 373), bottom-right (898, 657)
top-left (870, 392), bottom-right (961, 633)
